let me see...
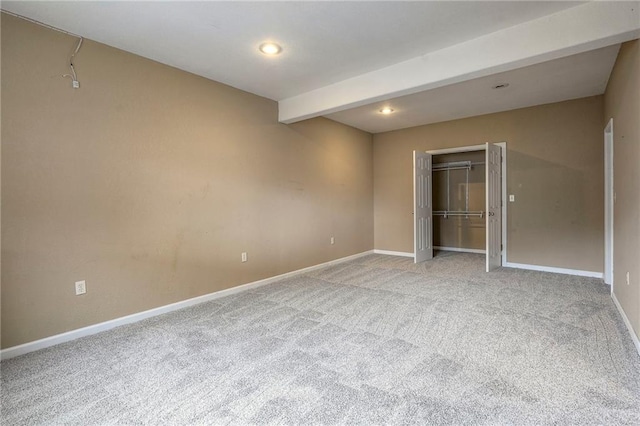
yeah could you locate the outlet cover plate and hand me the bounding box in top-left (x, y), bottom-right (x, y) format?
top-left (75, 280), bottom-right (86, 295)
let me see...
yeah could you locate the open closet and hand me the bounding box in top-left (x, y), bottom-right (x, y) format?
top-left (413, 143), bottom-right (504, 272)
top-left (433, 151), bottom-right (486, 253)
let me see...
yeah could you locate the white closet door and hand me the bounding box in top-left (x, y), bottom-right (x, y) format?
top-left (486, 143), bottom-right (502, 271)
top-left (414, 151), bottom-right (433, 263)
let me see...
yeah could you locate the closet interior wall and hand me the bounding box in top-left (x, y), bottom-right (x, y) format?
top-left (433, 151), bottom-right (486, 251)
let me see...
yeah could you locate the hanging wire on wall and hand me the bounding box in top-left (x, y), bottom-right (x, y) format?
top-left (62, 37), bottom-right (84, 89)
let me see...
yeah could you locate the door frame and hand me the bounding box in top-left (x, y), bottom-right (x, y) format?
top-left (424, 142), bottom-right (507, 265)
top-left (486, 142), bottom-right (503, 272)
top-left (604, 119), bottom-right (614, 287)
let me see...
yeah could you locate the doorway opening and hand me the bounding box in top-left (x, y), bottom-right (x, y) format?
top-left (432, 150), bottom-right (486, 254)
top-left (413, 143), bottom-right (506, 272)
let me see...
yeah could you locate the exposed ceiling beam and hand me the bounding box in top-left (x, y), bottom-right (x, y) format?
top-left (279, 1), bottom-right (640, 124)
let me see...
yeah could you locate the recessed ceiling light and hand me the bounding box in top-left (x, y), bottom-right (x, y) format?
top-left (492, 83), bottom-right (510, 89)
top-left (259, 42), bottom-right (282, 55)
top-left (379, 107), bottom-right (394, 115)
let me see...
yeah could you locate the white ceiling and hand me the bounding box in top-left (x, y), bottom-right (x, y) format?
top-left (326, 45), bottom-right (621, 133)
top-left (3, 1), bottom-right (639, 133)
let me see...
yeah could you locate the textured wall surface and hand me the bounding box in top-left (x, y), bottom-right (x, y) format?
top-left (1, 15), bottom-right (373, 348)
top-left (374, 96), bottom-right (604, 272)
top-left (604, 40), bottom-right (640, 340)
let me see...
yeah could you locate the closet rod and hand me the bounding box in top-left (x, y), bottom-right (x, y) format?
top-left (432, 161), bottom-right (485, 171)
top-left (433, 210), bottom-right (484, 218)
top-left (433, 166), bottom-right (471, 172)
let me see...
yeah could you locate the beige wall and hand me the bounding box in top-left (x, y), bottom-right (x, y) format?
top-left (433, 151), bottom-right (485, 250)
top-left (374, 96), bottom-right (604, 272)
top-left (0, 14), bottom-right (373, 348)
top-left (604, 40), bottom-right (640, 340)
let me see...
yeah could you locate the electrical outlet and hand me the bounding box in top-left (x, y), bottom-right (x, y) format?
top-left (330, 237), bottom-right (335, 245)
top-left (241, 252), bottom-right (247, 262)
top-left (626, 271), bottom-right (630, 286)
top-left (75, 280), bottom-right (86, 295)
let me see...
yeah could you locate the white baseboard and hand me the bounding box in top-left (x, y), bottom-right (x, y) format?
top-left (373, 249), bottom-right (414, 258)
top-left (503, 261), bottom-right (603, 278)
top-left (434, 246), bottom-right (486, 254)
top-left (612, 292), bottom-right (640, 357)
top-left (0, 250), bottom-right (374, 361)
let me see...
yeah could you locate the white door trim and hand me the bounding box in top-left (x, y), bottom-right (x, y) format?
top-left (604, 119), bottom-right (614, 287)
top-left (486, 143), bottom-right (503, 271)
top-left (496, 142), bottom-right (507, 266)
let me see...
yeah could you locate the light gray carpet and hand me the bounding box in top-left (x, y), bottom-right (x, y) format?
top-left (2, 252), bottom-right (639, 425)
